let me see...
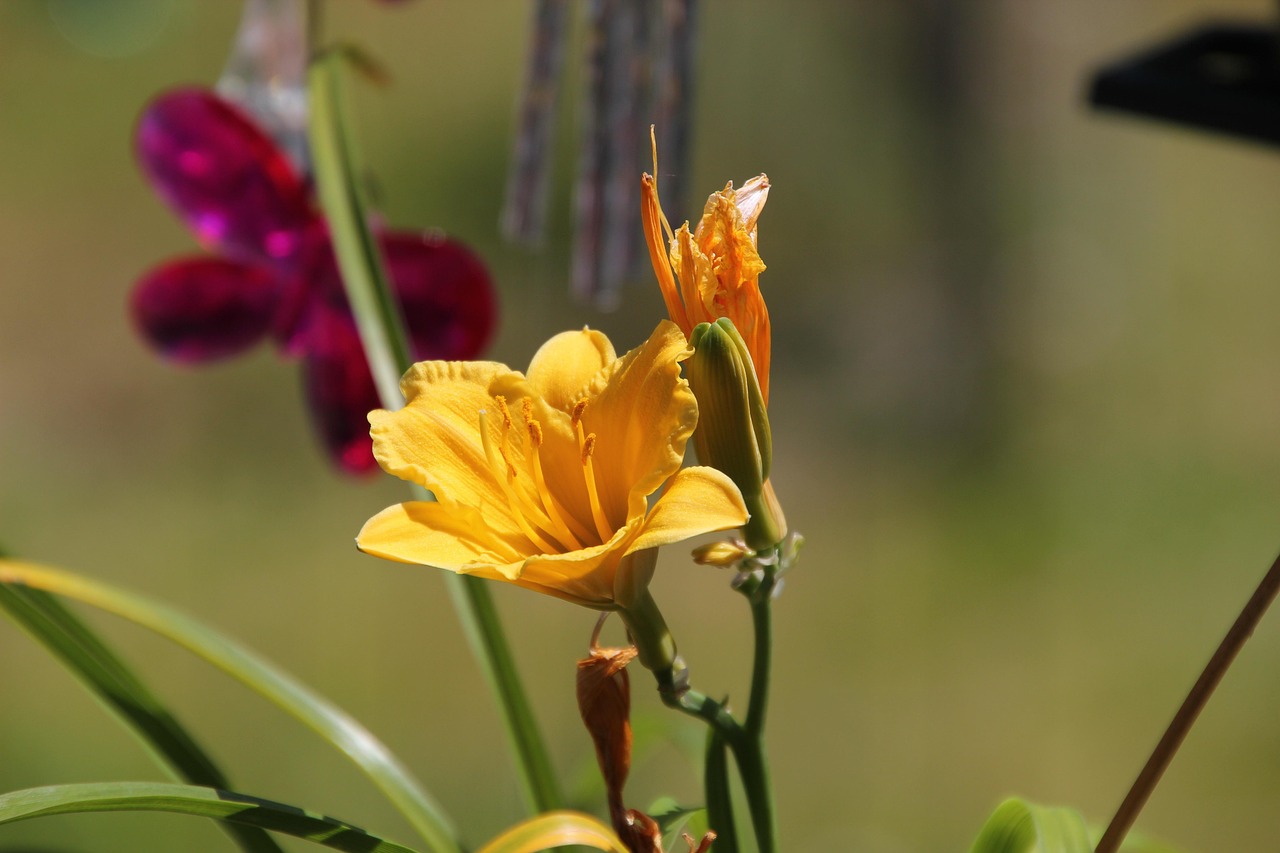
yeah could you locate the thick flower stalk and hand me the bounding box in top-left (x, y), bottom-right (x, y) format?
top-left (356, 321), bottom-right (747, 612)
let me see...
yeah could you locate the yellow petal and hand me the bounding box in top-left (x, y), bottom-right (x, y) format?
top-left (625, 466), bottom-right (748, 554)
top-left (356, 500), bottom-right (525, 579)
top-left (525, 327), bottom-right (616, 412)
top-left (515, 521), bottom-right (640, 608)
top-left (474, 811), bottom-right (629, 853)
top-left (371, 361), bottom-right (512, 508)
top-left (579, 320), bottom-right (697, 524)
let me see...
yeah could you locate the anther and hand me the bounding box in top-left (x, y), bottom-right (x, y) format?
top-left (582, 433), bottom-right (596, 465)
top-left (494, 395), bottom-right (513, 431)
top-left (572, 398), bottom-right (588, 427)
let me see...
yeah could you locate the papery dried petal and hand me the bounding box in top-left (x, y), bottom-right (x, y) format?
top-left (132, 256), bottom-right (281, 362)
top-left (577, 642), bottom-right (639, 809)
top-left (136, 88), bottom-right (315, 267)
top-left (577, 638), bottom-right (647, 846)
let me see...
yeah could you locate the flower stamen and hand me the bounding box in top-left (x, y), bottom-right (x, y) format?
top-left (478, 403), bottom-right (558, 554)
top-left (573, 398), bottom-right (614, 545)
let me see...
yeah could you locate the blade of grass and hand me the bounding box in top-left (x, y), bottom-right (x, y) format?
top-left (307, 51), bottom-right (563, 815)
top-left (0, 559), bottom-right (460, 853)
top-left (0, 782), bottom-right (422, 853)
top-left (0, 583), bottom-right (284, 853)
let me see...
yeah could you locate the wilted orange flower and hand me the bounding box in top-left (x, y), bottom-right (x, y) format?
top-left (641, 136), bottom-right (772, 403)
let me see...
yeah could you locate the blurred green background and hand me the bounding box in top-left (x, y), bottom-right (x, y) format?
top-left (5, 1), bottom-right (1280, 850)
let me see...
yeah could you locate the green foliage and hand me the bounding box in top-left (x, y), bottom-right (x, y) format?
top-left (0, 582), bottom-right (283, 853)
top-left (970, 798), bottom-right (1092, 853)
top-left (0, 782), bottom-right (423, 853)
top-left (647, 796), bottom-right (709, 850)
top-left (0, 560), bottom-right (459, 853)
top-left (971, 799), bottom-right (1189, 853)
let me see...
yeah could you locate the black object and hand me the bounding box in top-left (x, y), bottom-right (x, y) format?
top-left (1090, 22), bottom-right (1280, 146)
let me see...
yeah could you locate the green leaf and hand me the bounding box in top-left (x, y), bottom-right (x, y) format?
top-left (307, 48), bottom-right (410, 408)
top-left (0, 559), bottom-right (460, 853)
top-left (307, 51), bottom-right (563, 818)
top-left (647, 797), bottom-right (708, 851)
top-left (0, 583), bottom-right (283, 853)
top-left (0, 782), bottom-right (422, 853)
top-left (970, 798), bottom-right (1093, 853)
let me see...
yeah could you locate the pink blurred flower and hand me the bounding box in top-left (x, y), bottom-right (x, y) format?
top-left (132, 88), bottom-right (497, 474)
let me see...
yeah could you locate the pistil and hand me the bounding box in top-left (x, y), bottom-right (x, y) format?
top-left (520, 399), bottom-right (586, 551)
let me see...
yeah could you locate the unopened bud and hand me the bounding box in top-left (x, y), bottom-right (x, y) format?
top-left (692, 539), bottom-right (753, 567)
top-left (687, 318), bottom-right (786, 549)
top-left (687, 319), bottom-right (770, 492)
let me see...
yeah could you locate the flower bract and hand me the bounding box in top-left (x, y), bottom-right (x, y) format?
top-left (356, 321), bottom-right (748, 609)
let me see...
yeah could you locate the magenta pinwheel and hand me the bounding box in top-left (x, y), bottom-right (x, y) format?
top-left (131, 87), bottom-right (497, 474)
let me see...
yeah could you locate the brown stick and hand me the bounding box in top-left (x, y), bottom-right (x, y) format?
top-left (1095, 549), bottom-right (1280, 853)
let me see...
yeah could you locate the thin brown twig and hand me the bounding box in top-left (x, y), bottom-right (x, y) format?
top-left (1095, 549), bottom-right (1280, 853)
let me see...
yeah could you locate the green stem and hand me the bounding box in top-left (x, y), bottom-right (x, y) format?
top-left (737, 573), bottom-right (779, 853)
top-left (633, 583), bottom-right (779, 853)
top-left (308, 53), bottom-right (411, 403)
top-left (703, 729), bottom-right (738, 853)
top-left (727, 736), bottom-right (777, 853)
top-left (745, 573), bottom-right (774, 733)
top-left (663, 687), bottom-right (775, 853)
top-left (307, 53), bottom-right (562, 818)
top-left (444, 574), bottom-right (563, 814)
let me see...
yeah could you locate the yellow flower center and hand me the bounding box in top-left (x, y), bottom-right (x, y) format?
top-left (477, 395), bottom-right (615, 555)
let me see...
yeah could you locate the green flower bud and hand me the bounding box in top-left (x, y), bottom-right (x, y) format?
top-left (686, 318), bottom-right (784, 549)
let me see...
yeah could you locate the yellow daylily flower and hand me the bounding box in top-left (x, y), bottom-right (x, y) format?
top-left (357, 320), bottom-right (748, 610)
top-left (641, 138), bottom-right (773, 403)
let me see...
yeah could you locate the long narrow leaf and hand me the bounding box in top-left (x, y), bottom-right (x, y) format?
top-left (0, 782), bottom-right (421, 853)
top-left (474, 811), bottom-right (628, 853)
top-left (307, 51), bottom-right (564, 817)
top-left (0, 559), bottom-right (460, 853)
top-left (970, 798), bottom-right (1092, 853)
top-left (0, 583), bottom-right (283, 853)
